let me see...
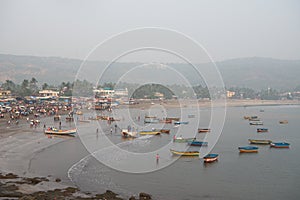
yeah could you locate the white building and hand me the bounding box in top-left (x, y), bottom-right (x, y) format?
top-left (39, 90), bottom-right (59, 97)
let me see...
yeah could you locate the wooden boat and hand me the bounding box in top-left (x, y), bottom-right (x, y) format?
top-left (198, 128), bottom-right (211, 133)
top-left (238, 146), bottom-right (259, 153)
top-left (173, 137), bottom-right (195, 143)
top-left (45, 127), bottom-right (77, 135)
top-left (139, 131), bottom-right (160, 135)
top-left (121, 129), bottom-right (137, 138)
top-left (154, 129), bottom-right (170, 134)
top-left (257, 128), bottom-right (268, 132)
top-left (54, 115), bottom-right (61, 121)
top-left (248, 139), bottom-right (272, 145)
top-left (249, 118), bottom-right (261, 121)
top-left (203, 154), bottom-right (218, 163)
top-left (279, 120), bottom-right (288, 124)
top-left (160, 119), bottom-right (172, 124)
top-left (244, 116), bottom-right (251, 120)
top-left (249, 121), bottom-right (263, 125)
top-left (174, 121), bottom-right (189, 125)
top-left (170, 149), bottom-right (199, 156)
top-left (166, 117), bottom-right (180, 121)
top-left (270, 142), bottom-right (290, 148)
top-left (188, 140), bottom-right (208, 146)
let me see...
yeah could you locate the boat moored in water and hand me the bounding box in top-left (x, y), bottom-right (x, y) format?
top-left (257, 128), bottom-right (268, 132)
top-left (270, 142), bottom-right (290, 148)
top-left (203, 154), bottom-right (219, 163)
top-left (170, 149), bottom-right (199, 156)
top-left (279, 120), bottom-right (288, 124)
top-left (238, 146), bottom-right (259, 153)
top-left (250, 121), bottom-right (263, 125)
top-left (174, 121), bottom-right (189, 125)
top-left (173, 136), bottom-right (195, 143)
top-left (248, 139), bottom-right (272, 144)
top-left (198, 128), bottom-right (211, 133)
top-left (188, 140), bottom-right (208, 146)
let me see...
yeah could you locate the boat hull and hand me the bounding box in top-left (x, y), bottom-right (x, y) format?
top-left (139, 131), bottom-right (160, 135)
top-left (45, 129), bottom-right (77, 135)
top-left (270, 143), bottom-right (290, 148)
top-left (170, 149), bottom-right (199, 156)
top-left (204, 154), bottom-right (219, 163)
top-left (248, 139), bottom-right (272, 144)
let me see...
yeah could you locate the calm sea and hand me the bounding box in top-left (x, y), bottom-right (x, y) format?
top-left (30, 105), bottom-right (300, 200)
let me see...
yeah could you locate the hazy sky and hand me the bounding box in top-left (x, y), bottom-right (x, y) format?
top-left (0, 0), bottom-right (299, 62)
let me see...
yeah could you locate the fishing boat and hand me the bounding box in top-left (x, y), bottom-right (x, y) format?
top-left (257, 128), bottom-right (268, 132)
top-left (166, 117), bottom-right (180, 121)
top-left (198, 128), bottom-right (211, 133)
top-left (45, 127), bottom-right (77, 135)
top-left (154, 129), bottom-right (170, 134)
top-left (279, 120), bottom-right (288, 124)
top-left (270, 142), bottom-right (290, 148)
top-left (248, 139), bottom-right (272, 144)
top-left (121, 129), bottom-right (137, 138)
top-left (188, 140), bottom-right (208, 146)
top-left (174, 121), bottom-right (189, 125)
top-left (170, 149), bottom-right (199, 156)
top-left (160, 119), bottom-right (172, 124)
top-left (139, 131), bottom-right (160, 135)
top-left (249, 121), bottom-right (263, 125)
top-left (249, 118), bottom-right (261, 121)
top-left (238, 146), bottom-right (259, 153)
top-left (144, 118), bottom-right (159, 123)
top-left (173, 136), bottom-right (195, 143)
top-left (188, 114), bottom-right (195, 118)
top-left (203, 154), bottom-right (219, 163)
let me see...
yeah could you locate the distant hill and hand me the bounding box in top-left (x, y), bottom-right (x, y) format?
top-left (0, 54), bottom-right (299, 90)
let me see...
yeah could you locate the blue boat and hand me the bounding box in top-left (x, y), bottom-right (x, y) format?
top-left (270, 142), bottom-right (290, 148)
top-left (238, 146), bottom-right (259, 153)
top-left (257, 128), bottom-right (268, 132)
top-left (174, 121), bottom-right (189, 125)
top-left (188, 140), bottom-right (208, 146)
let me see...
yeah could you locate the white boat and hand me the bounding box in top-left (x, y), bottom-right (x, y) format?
top-left (121, 129), bottom-right (137, 138)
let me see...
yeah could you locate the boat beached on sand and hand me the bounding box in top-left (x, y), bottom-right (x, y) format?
top-left (121, 129), bottom-right (137, 138)
top-left (45, 127), bottom-right (77, 136)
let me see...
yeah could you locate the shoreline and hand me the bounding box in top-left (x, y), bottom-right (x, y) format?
top-left (0, 100), bottom-right (299, 199)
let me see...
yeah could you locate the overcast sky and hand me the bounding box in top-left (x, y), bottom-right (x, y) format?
top-left (0, 0), bottom-right (299, 62)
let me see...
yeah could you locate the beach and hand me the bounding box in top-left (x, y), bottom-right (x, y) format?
top-left (0, 99), bottom-right (300, 199)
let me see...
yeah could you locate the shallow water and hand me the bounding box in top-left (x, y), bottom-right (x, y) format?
top-left (31, 105), bottom-right (300, 199)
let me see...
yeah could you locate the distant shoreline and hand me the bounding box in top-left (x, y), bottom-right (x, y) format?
top-left (122, 99), bottom-right (300, 109)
